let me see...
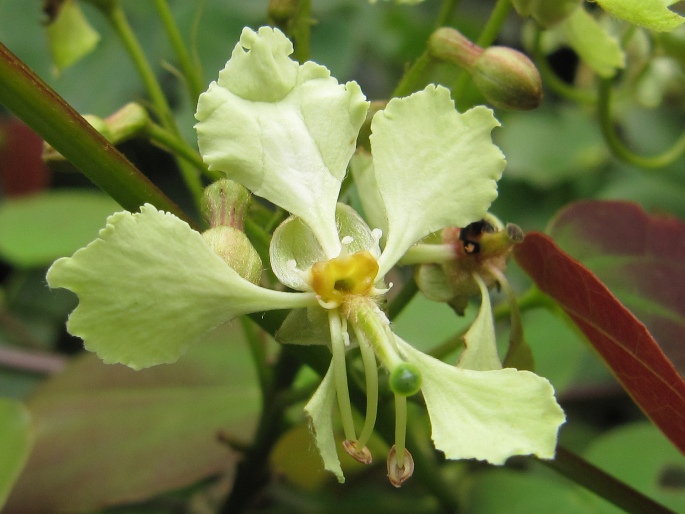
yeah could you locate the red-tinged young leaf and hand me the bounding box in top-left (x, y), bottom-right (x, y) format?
top-left (514, 232), bottom-right (685, 456)
top-left (548, 200), bottom-right (685, 376)
top-left (4, 325), bottom-right (260, 514)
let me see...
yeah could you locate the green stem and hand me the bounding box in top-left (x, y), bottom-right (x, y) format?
top-left (451, 0), bottom-right (511, 103)
top-left (153, 0), bottom-right (204, 104)
top-left (434, 0), bottom-right (462, 28)
top-left (598, 78), bottom-right (685, 169)
top-left (392, 51), bottom-right (435, 98)
top-left (0, 41), bottom-right (189, 222)
top-left (146, 122), bottom-right (219, 179)
top-left (219, 348), bottom-right (303, 513)
top-left (101, 1), bottom-right (176, 131)
top-left (100, 1), bottom-right (204, 203)
top-left (291, 0), bottom-right (312, 63)
top-left (542, 446), bottom-right (679, 514)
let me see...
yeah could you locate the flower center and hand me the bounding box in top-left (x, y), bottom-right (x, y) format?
top-left (310, 250), bottom-right (379, 307)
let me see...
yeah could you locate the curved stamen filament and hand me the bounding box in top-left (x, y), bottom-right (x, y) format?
top-left (329, 309), bottom-right (357, 442)
top-left (352, 324), bottom-right (379, 450)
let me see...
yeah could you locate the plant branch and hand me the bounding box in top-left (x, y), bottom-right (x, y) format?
top-left (153, 0), bottom-right (204, 104)
top-left (541, 446), bottom-right (679, 514)
top-left (0, 41), bottom-right (189, 222)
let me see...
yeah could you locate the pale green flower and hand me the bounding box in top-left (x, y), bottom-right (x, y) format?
top-left (47, 26), bottom-right (564, 486)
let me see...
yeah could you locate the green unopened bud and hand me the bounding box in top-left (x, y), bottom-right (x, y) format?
top-left (268, 0), bottom-right (298, 24)
top-left (201, 180), bottom-right (262, 284)
top-left (202, 227), bottom-right (263, 284)
top-left (42, 103), bottom-right (150, 165)
top-left (472, 47), bottom-right (543, 110)
top-left (429, 27), bottom-right (542, 110)
top-left (389, 363), bottom-right (422, 397)
top-left (429, 27), bottom-right (484, 70)
top-left (201, 179), bottom-right (251, 230)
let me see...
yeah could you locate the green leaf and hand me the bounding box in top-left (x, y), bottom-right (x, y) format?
top-left (397, 338), bottom-right (565, 464)
top-left (583, 422), bottom-right (685, 513)
top-left (0, 190), bottom-right (119, 267)
top-left (3, 326), bottom-right (260, 513)
top-left (371, 85), bottom-right (505, 277)
top-left (495, 107), bottom-right (608, 188)
top-left (595, 0), bottom-right (684, 32)
top-left (0, 398), bottom-right (32, 509)
top-left (304, 362), bottom-right (345, 483)
top-left (45, 0), bottom-right (100, 73)
top-left (510, 0), bottom-right (582, 27)
top-left (562, 7), bottom-right (625, 78)
top-left (463, 467), bottom-right (599, 513)
top-left (196, 26), bottom-right (369, 258)
top-left (46, 204), bottom-right (316, 370)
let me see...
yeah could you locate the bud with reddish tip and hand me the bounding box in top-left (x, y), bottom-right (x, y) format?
top-left (201, 180), bottom-right (263, 284)
top-left (429, 27), bottom-right (543, 110)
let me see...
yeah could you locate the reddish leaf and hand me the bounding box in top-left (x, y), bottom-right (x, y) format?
top-left (4, 326), bottom-right (259, 513)
top-left (514, 232), bottom-right (685, 456)
top-left (0, 118), bottom-right (50, 196)
top-left (548, 200), bottom-right (685, 375)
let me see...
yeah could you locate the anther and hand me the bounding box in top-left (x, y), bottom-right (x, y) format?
top-left (387, 446), bottom-right (414, 487)
top-left (343, 440), bottom-right (373, 465)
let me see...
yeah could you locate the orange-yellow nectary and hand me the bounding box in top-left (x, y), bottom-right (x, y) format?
top-left (310, 251), bottom-right (379, 306)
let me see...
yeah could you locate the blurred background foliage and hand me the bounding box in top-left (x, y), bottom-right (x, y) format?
top-left (0, 0), bottom-right (684, 512)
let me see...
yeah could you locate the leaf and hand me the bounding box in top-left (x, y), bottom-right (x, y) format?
top-left (0, 190), bottom-right (119, 267)
top-left (0, 119), bottom-right (49, 197)
top-left (45, 0), bottom-right (100, 73)
top-left (4, 325), bottom-right (260, 514)
top-left (595, 0), bottom-right (684, 32)
top-left (561, 7), bottom-right (625, 78)
top-left (583, 422), bottom-right (685, 513)
top-left (548, 200), bottom-right (685, 376)
top-left (514, 231), bottom-right (685, 456)
top-left (495, 107), bottom-right (607, 189)
top-left (0, 398), bottom-right (33, 509)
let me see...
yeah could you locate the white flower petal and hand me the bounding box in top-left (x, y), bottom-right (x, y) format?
top-left (47, 205), bottom-right (317, 370)
top-left (371, 85), bottom-right (505, 276)
top-left (457, 273), bottom-right (502, 371)
top-left (397, 338), bottom-right (565, 464)
top-left (304, 362), bottom-right (345, 483)
top-left (196, 27), bottom-right (369, 257)
top-left (270, 203), bottom-right (380, 290)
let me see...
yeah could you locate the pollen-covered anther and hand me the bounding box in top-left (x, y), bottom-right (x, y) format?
top-left (387, 445), bottom-right (414, 487)
top-left (342, 439), bottom-right (373, 465)
top-left (310, 250), bottom-right (380, 308)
